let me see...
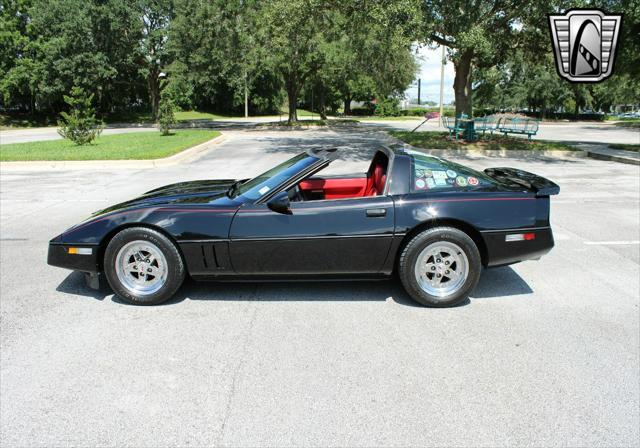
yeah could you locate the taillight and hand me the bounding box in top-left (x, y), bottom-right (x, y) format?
top-left (505, 233), bottom-right (536, 242)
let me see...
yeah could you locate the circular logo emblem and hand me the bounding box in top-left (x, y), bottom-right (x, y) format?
top-left (467, 176), bottom-right (479, 186)
top-left (415, 178), bottom-right (426, 189)
top-left (456, 176), bottom-right (467, 187)
top-left (446, 169), bottom-right (457, 178)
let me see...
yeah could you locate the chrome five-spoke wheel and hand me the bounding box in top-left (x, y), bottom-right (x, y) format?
top-left (115, 240), bottom-right (168, 296)
top-left (414, 240), bottom-right (469, 298)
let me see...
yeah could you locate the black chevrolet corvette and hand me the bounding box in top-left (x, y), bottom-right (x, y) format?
top-left (48, 144), bottom-right (559, 307)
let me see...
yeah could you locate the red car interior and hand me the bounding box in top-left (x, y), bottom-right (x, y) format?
top-left (298, 151), bottom-right (388, 200)
top-left (299, 177), bottom-right (368, 199)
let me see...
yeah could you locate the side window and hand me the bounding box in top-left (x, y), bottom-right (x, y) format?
top-left (411, 155), bottom-right (490, 192)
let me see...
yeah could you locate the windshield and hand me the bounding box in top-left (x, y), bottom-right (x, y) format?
top-left (230, 153), bottom-right (318, 201)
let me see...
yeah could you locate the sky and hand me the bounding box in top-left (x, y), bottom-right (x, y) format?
top-left (403, 44), bottom-right (456, 105)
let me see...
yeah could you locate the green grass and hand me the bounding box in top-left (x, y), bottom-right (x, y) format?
top-left (0, 129), bottom-right (220, 161)
top-left (106, 110), bottom-right (239, 124)
top-left (609, 143), bottom-right (640, 152)
top-left (356, 116), bottom-right (424, 121)
top-left (606, 116), bottom-right (640, 121)
top-left (1, 110), bottom-right (242, 129)
top-left (390, 130), bottom-right (576, 151)
top-left (614, 120), bottom-right (640, 128)
top-left (275, 108), bottom-right (320, 118)
top-left (174, 110), bottom-right (238, 121)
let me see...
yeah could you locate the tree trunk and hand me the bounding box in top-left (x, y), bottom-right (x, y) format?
top-left (148, 68), bottom-right (160, 121)
top-left (318, 88), bottom-right (327, 120)
top-left (343, 96), bottom-right (352, 115)
top-left (453, 50), bottom-right (473, 117)
top-left (286, 86), bottom-right (298, 123)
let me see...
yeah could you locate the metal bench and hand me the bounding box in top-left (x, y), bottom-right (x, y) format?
top-left (474, 115), bottom-right (502, 136)
top-left (497, 117), bottom-right (539, 140)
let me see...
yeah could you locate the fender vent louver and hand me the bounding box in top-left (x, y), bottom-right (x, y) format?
top-left (201, 245), bottom-right (220, 269)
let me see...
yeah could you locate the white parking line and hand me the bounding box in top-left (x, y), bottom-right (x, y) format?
top-left (584, 241), bottom-right (640, 245)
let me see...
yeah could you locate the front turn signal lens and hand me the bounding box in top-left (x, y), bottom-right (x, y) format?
top-left (67, 247), bottom-right (93, 255)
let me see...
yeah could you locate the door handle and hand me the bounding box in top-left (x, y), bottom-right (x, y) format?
top-left (366, 208), bottom-right (387, 217)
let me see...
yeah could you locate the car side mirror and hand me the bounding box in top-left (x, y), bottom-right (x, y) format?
top-left (267, 191), bottom-right (292, 215)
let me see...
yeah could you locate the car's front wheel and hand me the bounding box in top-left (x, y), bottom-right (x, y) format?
top-left (104, 227), bottom-right (185, 305)
top-left (399, 227), bottom-right (481, 307)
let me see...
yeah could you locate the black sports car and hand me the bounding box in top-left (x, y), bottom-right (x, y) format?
top-left (48, 144), bottom-right (559, 307)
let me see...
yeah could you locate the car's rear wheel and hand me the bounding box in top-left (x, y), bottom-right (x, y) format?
top-left (104, 227), bottom-right (185, 305)
top-left (399, 227), bottom-right (481, 307)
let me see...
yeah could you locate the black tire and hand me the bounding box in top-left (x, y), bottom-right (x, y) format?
top-left (398, 227), bottom-right (481, 307)
top-left (103, 227), bottom-right (185, 305)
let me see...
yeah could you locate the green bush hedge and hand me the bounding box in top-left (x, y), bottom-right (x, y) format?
top-left (349, 105), bottom-right (376, 116)
top-left (399, 107), bottom-right (455, 117)
top-left (374, 98), bottom-right (401, 117)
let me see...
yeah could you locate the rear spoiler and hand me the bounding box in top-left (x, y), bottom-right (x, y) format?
top-left (484, 167), bottom-right (560, 197)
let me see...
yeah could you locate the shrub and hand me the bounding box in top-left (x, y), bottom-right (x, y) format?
top-left (57, 87), bottom-right (103, 145)
top-left (374, 97), bottom-right (401, 117)
top-left (158, 97), bottom-right (177, 135)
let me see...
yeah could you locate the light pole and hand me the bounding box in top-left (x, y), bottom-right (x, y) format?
top-left (244, 70), bottom-right (248, 118)
top-left (439, 45), bottom-right (446, 128)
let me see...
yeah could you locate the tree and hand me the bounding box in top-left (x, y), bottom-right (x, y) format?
top-left (139, 0), bottom-right (173, 120)
top-left (1, 0), bottom-right (143, 114)
top-left (0, 0), bottom-right (34, 111)
top-left (258, 0), bottom-right (419, 122)
top-left (57, 86), bottom-right (104, 145)
top-left (168, 0), bottom-right (277, 114)
top-left (474, 52), bottom-right (573, 116)
top-left (157, 95), bottom-right (176, 135)
top-left (419, 0), bottom-right (555, 117)
top-left (616, 0), bottom-right (639, 78)
top-left (257, 0), bottom-right (333, 123)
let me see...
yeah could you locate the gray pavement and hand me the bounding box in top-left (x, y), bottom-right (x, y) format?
top-left (0, 117), bottom-right (282, 145)
top-left (362, 118), bottom-right (640, 145)
top-left (1, 127), bottom-right (639, 446)
top-left (2, 117), bottom-right (639, 146)
top-left (578, 143), bottom-right (640, 165)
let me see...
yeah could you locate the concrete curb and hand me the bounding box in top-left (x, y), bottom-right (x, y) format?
top-left (586, 150), bottom-right (640, 166)
top-left (403, 148), bottom-right (588, 159)
top-left (0, 133), bottom-right (227, 171)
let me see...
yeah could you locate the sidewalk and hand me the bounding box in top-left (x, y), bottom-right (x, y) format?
top-left (573, 143), bottom-right (640, 166)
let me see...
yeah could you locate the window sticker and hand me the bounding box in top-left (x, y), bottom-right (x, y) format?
top-left (432, 170), bottom-right (448, 180)
top-left (415, 178), bottom-right (426, 190)
top-left (258, 186), bottom-right (271, 195)
top-left (467, 177), bottom-right (479, 186)
top-left (446, 169), bottom-right (457, 178)
top-left (456, 176), bottom-right (468, 187)
top-left (435, 178), bottom-right (447, 186)
top-left (426, 178), bottom-right (436, 189)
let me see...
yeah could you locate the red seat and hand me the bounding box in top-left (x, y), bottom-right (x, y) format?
top-left (366, 164), bottom-right (386, 196)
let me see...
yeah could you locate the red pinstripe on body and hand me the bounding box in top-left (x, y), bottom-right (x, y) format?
top-left (66, 197), bottom-right (534, 233)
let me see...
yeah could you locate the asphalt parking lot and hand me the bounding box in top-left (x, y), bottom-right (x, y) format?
top-left (1, 126), bottom-right (639, 446)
